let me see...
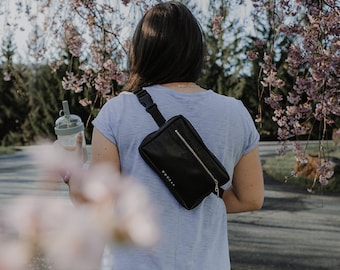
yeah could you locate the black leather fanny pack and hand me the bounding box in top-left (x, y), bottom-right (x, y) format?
top-left (134, 88), bottom-right (230, 210)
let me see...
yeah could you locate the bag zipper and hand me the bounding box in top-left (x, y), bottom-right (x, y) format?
top-left (174, 129), bottom-right (219, 196)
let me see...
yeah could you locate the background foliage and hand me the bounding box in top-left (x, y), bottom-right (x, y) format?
top-left (0, 0), bottom-right (338, 148)
top-left (0, 0), bottom-right (277, 145)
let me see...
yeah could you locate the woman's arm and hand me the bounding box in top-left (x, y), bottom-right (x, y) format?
top-left (90, 127), bottom-right (120, 170)
top-left (65, 128), bottom-right (120, 267)
top-left (222, 146), bottom-right (264, 213)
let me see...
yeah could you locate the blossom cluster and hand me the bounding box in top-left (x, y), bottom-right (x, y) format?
top-left (0, 144), bottom-right (159, 270)
top-left (211, 16), bottom-right (224, 36)
top-left (250, 0), bottom-right (339, 185)
top-left (0, 0), bottom-right (151, 113)
top-left (53, 3), bottom-right (130, 106)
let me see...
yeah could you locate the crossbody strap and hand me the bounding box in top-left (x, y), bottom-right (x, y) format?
top-left (134, 88), bottom-right (166, 127)
top-left (134, 88), bottom-right (224, 198)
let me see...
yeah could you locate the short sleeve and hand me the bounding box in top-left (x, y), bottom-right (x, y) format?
top-left (92, 98), bottom-right (118, 145)
top-left (239, 101), bottom-right (260, 155)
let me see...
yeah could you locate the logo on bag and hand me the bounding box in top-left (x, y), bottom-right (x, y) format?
top-left (161, 170), bottom-right (175, 187)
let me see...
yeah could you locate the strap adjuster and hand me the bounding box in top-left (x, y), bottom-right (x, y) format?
top-left (134, 88), bottom-right (154, 108)
top-left (134, 88), bottom-right (166, 127)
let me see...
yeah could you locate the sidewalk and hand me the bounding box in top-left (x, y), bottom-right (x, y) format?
top-left (1, 143), bottom-right (339, 269)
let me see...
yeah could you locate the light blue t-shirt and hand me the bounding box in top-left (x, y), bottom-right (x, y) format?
top-left (92, 84), bottom-right (259, 270)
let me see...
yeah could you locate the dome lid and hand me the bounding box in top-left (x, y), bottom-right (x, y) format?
top-left (54, 101), bottom-right (84, 136)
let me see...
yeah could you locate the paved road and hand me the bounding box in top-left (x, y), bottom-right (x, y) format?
top-left (0, 146), bottom-right (70, 201)
top-left (229, 176), bottom-right (340, 269)
top-left (0, 142), bottom-right (339, 269)
top-left (229, 141), bottom-right (340, 269)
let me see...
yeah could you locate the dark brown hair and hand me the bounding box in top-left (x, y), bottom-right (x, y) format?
top-left (124, 1), bottom-right (205, 91)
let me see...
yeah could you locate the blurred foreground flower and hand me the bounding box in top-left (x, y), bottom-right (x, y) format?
top-left (0, 144), bottom-right (159, 270)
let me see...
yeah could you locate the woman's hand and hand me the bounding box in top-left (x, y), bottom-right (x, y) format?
top-left (54, 133), bottom-right (87, 184)
top-left (52, 133), bottom-right (92, 204)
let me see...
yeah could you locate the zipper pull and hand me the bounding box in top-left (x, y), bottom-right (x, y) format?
top-left (215, 182), bottom-right (219, 197)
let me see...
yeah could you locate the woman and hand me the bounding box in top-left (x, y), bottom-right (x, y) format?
top-left (75, 1), bottom-right (263, 269)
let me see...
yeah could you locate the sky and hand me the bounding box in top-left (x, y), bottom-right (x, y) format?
top-left (0, 0), bottom-right (33, 62)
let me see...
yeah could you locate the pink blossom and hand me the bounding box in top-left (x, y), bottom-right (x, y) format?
top-left (287, 92), bottom-right (301, 105)
top-left (48, 60), bottom-right (64, 73)
top-left (62, 71), bottom-right (76, 90)
top-left (261, 70), bottom-right (285, 89)
top-left (103, 59), bottom-right (117, 72)
top-left (211, 16), bottom-right (224, 36)
top-left (62, 71), bottom-right (84, 93)
top-left (3, 71), bottom-right (11, 81)
top-left (265, 92), bottom-right (283, 110)
top-left (0, 143), bottom-right (159, 270)
top-left (253, 39), bottom-right (266, 48)
top-left (293, 123), bottom-right (309, 136)
top-left (63, 20), bottom-right (84, 57)
top-left (311, 69), bottom-right (325, 82)
top-left (263, 53), bottom-right (272, 65)
top-left (275, 141), bottom-right (289, 156)
top-left (0, 240), bottom-right (30, 270)
top-left (317, 160), bottom-right (335, 179)
top-left (34, 144), bottom-right (158, 246)
top-left (318, 176), bottom-right (329, 185)
top-left (247, 51), bottom-right (259, 61)
top-left (1, 196), bottom-right (105, 270)
top-left (255, 114), bottom-right (262, 123)
top-left (277, 127), bottom-right (293, 141)
top-left (79, 98), bottom-right (92, 107)
top-left (30, 143), bottom-right (85, 185)
top-left (95, 73), bottom-right (112, 95)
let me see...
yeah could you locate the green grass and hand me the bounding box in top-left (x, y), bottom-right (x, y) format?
top-left (0, 146), bottom-right (18, 155)
top-left (263, 145), bottom-right (340, 193)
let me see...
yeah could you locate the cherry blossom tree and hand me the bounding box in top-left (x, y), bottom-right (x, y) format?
top-left (249, 0), bottom-right (339, 188)
top-left (0, 0), bottom-right (338, 185)
top-left (1, 0), bottom-right (155, 125)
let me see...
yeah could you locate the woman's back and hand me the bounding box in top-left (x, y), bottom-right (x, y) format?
top-left (93, 84), bottom-right (260, 270)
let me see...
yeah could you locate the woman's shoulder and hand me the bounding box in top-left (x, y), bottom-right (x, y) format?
top-left (103, 91), bottom-right (136, 106)
top-left (113, 90), bottom-right (135, 100)
top-left (208, 90), bottom-right (244, 108)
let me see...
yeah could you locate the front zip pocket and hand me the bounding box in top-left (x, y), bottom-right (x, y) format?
top-left (174, 129), bottom-right (219, 196)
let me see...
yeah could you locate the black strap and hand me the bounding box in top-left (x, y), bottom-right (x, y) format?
top-left (134, 88), bottom-right (166, 127)
top-left (134, 88), bottom-right (225, 199)
top-left (218, 187), bottom-right (224, 198)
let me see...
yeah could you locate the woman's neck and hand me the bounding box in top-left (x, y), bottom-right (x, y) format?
top-left (160, 82), bottom-right (205, 93)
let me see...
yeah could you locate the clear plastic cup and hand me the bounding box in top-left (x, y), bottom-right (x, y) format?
top-left (54, 100), bottom-right (87, 161)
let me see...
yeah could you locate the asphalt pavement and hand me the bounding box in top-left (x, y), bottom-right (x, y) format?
top-left (0, 142), bottom-right (339, 269)
top-left (229, 141), bottom-right (340, 269)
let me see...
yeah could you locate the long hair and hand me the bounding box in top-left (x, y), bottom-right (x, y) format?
top-left (124, 1), bottom-right (205, 91)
